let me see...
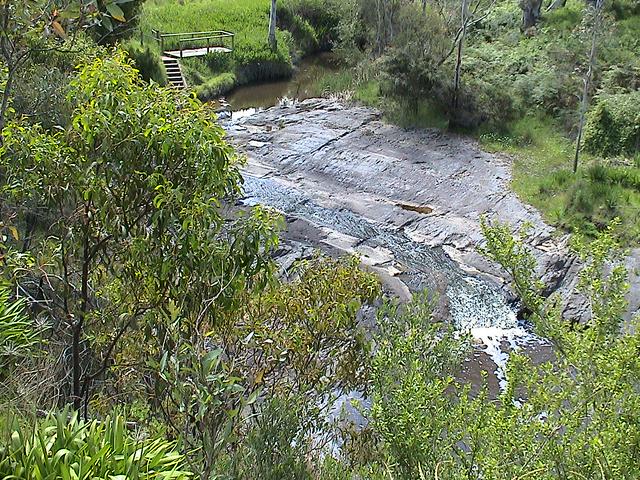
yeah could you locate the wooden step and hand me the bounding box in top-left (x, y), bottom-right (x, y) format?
top-left (161, 56), bottom-right (186, 89)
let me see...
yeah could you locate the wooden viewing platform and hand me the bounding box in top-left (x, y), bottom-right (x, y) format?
top-left (152, 29), bottom-right (235, 59)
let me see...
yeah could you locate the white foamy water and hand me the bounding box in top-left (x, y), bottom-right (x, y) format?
top-left (231, 107), bottom-right (259, 121)
top-left (470, 326), bottom-right (541, 391)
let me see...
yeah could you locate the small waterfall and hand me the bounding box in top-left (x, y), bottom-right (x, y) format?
top-left (241, 174), bottom-right (544, 389)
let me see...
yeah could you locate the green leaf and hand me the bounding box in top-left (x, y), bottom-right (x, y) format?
top-left (105, 3), bottom-right (126, 22)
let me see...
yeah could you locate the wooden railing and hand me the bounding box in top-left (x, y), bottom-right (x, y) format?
top-left (152, 30), bottom-right (235, 57)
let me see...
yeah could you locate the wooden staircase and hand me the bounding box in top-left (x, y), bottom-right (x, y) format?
top-left (162, 56), bottom-right (186, 89)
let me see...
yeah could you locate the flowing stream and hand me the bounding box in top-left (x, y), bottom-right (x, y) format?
top-left (241, 175), bottom-right (544, 391)
top-left (222, 61), bottom-right (549, 394)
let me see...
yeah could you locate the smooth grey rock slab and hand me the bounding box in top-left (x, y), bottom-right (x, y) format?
top-left (228, 99), bottom-right (640, 323)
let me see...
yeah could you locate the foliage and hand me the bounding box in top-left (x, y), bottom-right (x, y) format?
top-left (229, 396), bottom-right (312, 480)
top-left (92, 0), bottom-right (145, 43)
top-left (0, 410), bottom-right (192, 479)
top-left (280, 0), bottom-right (342, 53)
top-left (365, 220), bottom-right (640, 479)
top-left (0, 284), bottom-right (38, 377)
top-left (278, 9), bottom-right (320, 55)
top-left (10, 35), bottom-right (100, 128)
top-left (370, 294), bottom-right (471, 477)
top-left (122, 40), bottom-right (167, 85)
top-left (0, 49), bottom-right (280, 413)
top-left (583, 91), bottom-right (640, 157)
top-left (145, 254), bottom-right (379, 478)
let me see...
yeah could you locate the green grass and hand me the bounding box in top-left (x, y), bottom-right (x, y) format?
top-left (480, 116), bottom-right (640, 242)
top-left (315, 72), bottom-right (448, 129)
top-left (140, 0), bottom-right (293, 98)
top-left (194, 72), bottom-right (237, 99)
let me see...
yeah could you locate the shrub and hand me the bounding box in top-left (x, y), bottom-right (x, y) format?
top-left (195, 72), bottom-right (237, 100)
top-left (0, 410), bottom-right (192, 479)
top-left (278, 9), bottom-right (320, 55)
top-left (281, 0), bottom-right (342, 52)
top-left (231, 396), bottom-right (312, 480)
top-left (583, 91), bottom-right (640, 157)
top-left (122, 40), bottom-right (167, 85)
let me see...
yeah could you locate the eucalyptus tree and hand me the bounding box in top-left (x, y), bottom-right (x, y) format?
top-left (0, 50), bottom-right (280, 413)
top-left (0, 0), bottom-right (140, 132)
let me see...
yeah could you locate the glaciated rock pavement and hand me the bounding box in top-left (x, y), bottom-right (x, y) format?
top-left (227, 99), bottom-right (640, 324)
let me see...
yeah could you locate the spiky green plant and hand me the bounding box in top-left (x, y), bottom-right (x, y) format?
top-left (0, 286), bottom-right (38, 375)
top-left (0, 410), bottom-right (192, 479)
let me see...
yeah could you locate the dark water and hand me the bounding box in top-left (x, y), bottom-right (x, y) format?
top-left (223, 53), bottom-right (339, 112)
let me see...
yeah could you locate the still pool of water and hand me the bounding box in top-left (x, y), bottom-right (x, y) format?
top-left (222, 52), bottom-right (339, 114)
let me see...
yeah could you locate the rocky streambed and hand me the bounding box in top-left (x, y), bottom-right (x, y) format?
top-left (225, 98), bottom-right (640, 390)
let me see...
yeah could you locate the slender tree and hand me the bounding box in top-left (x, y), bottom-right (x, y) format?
top-left (573, 0), bottom-right (605, 173)
top-left (520, 0), bottom-right (543, 30)
top-left (452, 0), bottom-right (470, 115)
top-left (268, 0), bottom-right (277, 51)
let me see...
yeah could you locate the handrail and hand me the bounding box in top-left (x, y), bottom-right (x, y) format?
top-left (152, 29), bottom-right (235, 57)
top-left (179, 35), bottom-right (231, 42)
top-left (156, 30), bottom-right (234, 39)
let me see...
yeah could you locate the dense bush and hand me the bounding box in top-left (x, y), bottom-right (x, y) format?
top-left (11, 35), bottom-right (99, 128)
top-left (278, 8), bottom-right (320, 55)
top-left (367, 220), bottom-right (640, 479)
top-left (92, 0), bottom-right (145, 43)
top-left (280, 0), bottom-right (342, 52)
top-left (0, 286), bottom-right (37, 377)
top-left (583, 91), bottom-right (640, 157)
top-left (122, 40), bottom-right (167, 85)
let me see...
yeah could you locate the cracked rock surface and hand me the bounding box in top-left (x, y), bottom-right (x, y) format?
top-left (227, 99), bottom-right (640, 323)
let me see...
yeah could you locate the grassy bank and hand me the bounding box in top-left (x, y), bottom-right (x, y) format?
top-left (138, 0), bottom-right (292, 98)
top-left (481, 117), bottom-right (640, 243)
top-left (135, 0), bottom-right (341, 100)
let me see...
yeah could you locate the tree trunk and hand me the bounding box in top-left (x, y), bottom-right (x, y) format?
top-left (268, 0), bottom-right (277, 51)
top-left (574, 0), bottom-right (604, 173)
top-left (521, 0), bottom-right (543, 30)
top-left (452, 0), bottom-right (469, 118)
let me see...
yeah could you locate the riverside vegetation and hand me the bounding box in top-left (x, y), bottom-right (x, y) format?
top-left (131, 0), bottom-right (640, 243)
top-left (1, 1), bottom-right (640, 479)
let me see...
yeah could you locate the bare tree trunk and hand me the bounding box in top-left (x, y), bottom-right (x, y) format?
top-left (573, 0), bottom-right (604, 173)
top-left (268, 0), bottom-right (277, 51)
top-left (376, 0), bottom-right (384, 54)
top-left (521, 0), bottom-right (543, 30)
top-left (386, 0), bottom-right (394, 46)
top-left (452, 0), bottom-right (469, 117)
top-left (72, 202), bottom-right (91, 411)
